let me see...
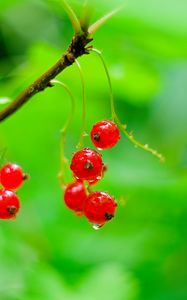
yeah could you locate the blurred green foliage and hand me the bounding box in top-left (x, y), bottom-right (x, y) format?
top-left (0, 0), bottom-right (187, 299)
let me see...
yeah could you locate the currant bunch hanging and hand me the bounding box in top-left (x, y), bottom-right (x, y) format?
top-left (55, 46), bottom-right (163, 229)
top-left (0, 163), bottom-right (28, 219)
top-left (0, 0), bottom-right (164, 228)
top-left (64, 120), bottom-right (120, 228)
top-left (53, 41), bottom-right (164, 229)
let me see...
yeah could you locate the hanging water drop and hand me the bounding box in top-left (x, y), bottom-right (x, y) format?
top-left (92, 223), bottom-right (102, 230)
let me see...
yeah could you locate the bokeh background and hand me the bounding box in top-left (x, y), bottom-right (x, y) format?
top-left (0, 0), bottom-right (187, 299)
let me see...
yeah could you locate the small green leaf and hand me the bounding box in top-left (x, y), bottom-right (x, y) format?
top-left (88, 5), bottom-right (123, 35)
top-left (80, 2), bottom-right (91, 32)
top-left (60, 0), bottom-right (83, 35)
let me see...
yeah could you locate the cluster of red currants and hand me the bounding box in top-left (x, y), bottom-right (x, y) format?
top-left (63, 120), bottom-right (120, 228)
top-left (0, 163), bottom-right (27, 219)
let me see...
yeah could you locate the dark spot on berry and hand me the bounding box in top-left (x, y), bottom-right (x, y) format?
top-left (93, 133), bottom-right (100, 141)
top-left (84, 161), bottom-right (94, 170)
top-left (7, 205), bottom-right (18, 215)
top-left (105, 212), bottom-right (114, 220)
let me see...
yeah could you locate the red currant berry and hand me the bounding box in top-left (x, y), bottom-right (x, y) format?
top-left (70, 148), bottom-right (103, 181)
top-left (90, 120), bottom-right (120, 149)
top-left (84, 191), bottom-right (117, 226)
top-left (0, 189), bottom-right (20, 219)
top-left (0, 163), bottom-right (26, 190)
top-left (64, 181), bottom-right (87, 214)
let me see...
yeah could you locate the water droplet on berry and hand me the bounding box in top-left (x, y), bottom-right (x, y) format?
top-left (96, 176), bottom-right (102, 180)
top-left (92, 223), bottom-right (102, 230)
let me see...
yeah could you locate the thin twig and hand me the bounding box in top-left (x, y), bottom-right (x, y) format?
top-left (0, 34), bottom-right (92, 122)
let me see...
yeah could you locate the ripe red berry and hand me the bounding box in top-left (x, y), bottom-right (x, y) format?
top-left (70, 148), bottom-right (104, 181)
top-left (0, 189), bottom-right (20, 219)
top-left (64, 181), bottom-right (87, 214)
top-left (84, 191), bottom-right (117, 226)
top-left (90, 120), bottom-right (120, 149)
top-left (0, 163), bottom-right (26, 190)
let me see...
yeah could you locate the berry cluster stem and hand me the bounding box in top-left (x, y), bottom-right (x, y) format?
top-left (90, 48), bottom-right (165, 162)
top-left (50, 79), bottom-right (75, 186)
top-left (0, 148), bottom-right (7, 166)
top-left (75, 59), bottom-right (87, 150)
top-left (50, 79), bottom-right (75, 134)
top-left (91, 48), bottom-right (116, 121)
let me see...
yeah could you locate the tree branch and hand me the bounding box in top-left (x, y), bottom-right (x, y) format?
top-left (0, 34), bottom-right (92, 122)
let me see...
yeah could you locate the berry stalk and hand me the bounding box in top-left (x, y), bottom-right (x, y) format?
top-left (75, 59), bottom-right (87, 150)
top-left (50, 79), bottom-right (76, 186)
top-left (91, 48), bottom-right (116, 121)
top-left (90, 48), bottom-right (165, 162)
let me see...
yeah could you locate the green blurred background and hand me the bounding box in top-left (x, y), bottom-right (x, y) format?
top-left (0, 0), bottom-right (187, 299)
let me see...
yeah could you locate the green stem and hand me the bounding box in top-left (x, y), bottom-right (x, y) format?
top-left (0, 148), bottom-right (7, 166)
top-left (90, 48), bottom-right (165, 162)
top-left (91, 48), bottom-right (115, 120)
top-left (115, 118), bottom-right (165, 162)
top-left (75, 59), bottom-right (87, 149)
top-left (50, 79), bottom-right (75, 186)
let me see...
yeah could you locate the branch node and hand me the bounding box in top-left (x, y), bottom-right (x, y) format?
top-left (47, 82), bottom-right (54, 88)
